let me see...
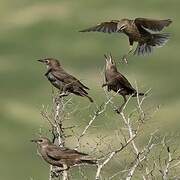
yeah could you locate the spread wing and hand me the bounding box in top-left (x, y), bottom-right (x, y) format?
top-left (51, 69), bottom-right (89, 90)
top-left (134, 18), bottom-right (172, 32)
top-left (80, 20), bottom-right (121, 34)
top-left (46, 146), bottom-right (87, 160)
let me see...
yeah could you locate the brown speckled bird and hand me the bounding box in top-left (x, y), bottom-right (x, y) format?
top-left (31, 137), bottom-right (97, 170)
top-left (80, 18), bottom-right (172, 62)
top-left (38, 58), bottom-right (93, 102)
top-left (102, 54), bottom-right (144, 112)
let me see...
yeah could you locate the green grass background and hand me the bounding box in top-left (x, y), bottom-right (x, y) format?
top-left (0, 0), bottom-right (180, 179)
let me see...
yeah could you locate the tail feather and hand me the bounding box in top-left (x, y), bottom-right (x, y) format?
top-left (151, 33), bottom-right (170, 47)
top-left (81, 159), bottom-right (97, 165)
top-left (134, 43), bottom-right (153, 56)
top-left (86, 95), bottom-right (94, 103)
top-left (138, 92), bottom-right (145, 96)
top-left (134, 33), bottom-right (170, 56)
top-left (132, 92), bottom-right (145, 97)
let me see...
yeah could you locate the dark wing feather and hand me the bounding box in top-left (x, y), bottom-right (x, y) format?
top-left (46, 146), bottom-right (87, 160)
top-left (52, 70), bottom-right (89, 90)
top-left (134, 18), bottom-right (172, 32)
top-left (116, 73), bottom-right (135, 92)
top-left (80, 20), bottom-right (120, 34)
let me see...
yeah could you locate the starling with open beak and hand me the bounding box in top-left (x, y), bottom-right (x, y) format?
top-left (38, 58), bottom-right (93, 102)
top-left (31, 137), bottom-right (97, 170)
top-left (80, 18), bottom-right (172, 63)
top-left (102, 54), bottom-right (144, 112)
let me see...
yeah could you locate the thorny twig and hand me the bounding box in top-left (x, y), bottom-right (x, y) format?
top-left (41, 93), bottom-right (69, 180)
top-left (75, 90), bottom-right (121, 149)
top-left (39, 86), bottom-right (180, 180)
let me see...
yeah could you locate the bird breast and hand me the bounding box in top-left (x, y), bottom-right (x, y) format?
top-left (124, 22), bottom-right (141, 41)
top-left (46, 72), bottom-right (64, 90)
top-left (105, 71), bottom-right (118, 83)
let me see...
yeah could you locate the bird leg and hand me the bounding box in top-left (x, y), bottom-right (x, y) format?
top-left (57, 84), bottom-right (71, 100)
top-left (55, 91), bottom-right (70, 102)
top-left (59, 92), bottom-right (70, 98)
top-left (115, 95), bottom-right (127, 114)
top-left (102, 80), bottom-right (112, 88)
top-left (121, 45), bottom-right (133, 64)
top-left (55, 91), bottom-right (70, 103)
top-left (102, 83), bottom-right (108, 88)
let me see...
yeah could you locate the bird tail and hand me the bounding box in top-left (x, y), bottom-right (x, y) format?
top-left (79, 87), bottom-right (93, 103)
top-left (85, 95), bottom-right (94, 103)
top-left (134, 33), bottom-right (170, 56)
top-left (132, 92), bottom-right (145, 97)
top-left (150, 33), bottom-right (170, 47)
top-left (81, 159), bottom-right (97, 165)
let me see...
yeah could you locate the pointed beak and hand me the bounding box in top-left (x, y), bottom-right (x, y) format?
top-left (104, 54), bottom-right (114, 64)
top-left (109, 53), bottom-right (113, 64)
top-left (104, 54), bottom-right (109, 63)
top-left (31, 139), bottom-right (38, 143)
top-left (37, 59), bottom-right (45, 63)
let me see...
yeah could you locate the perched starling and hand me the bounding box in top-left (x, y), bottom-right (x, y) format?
top-left (31, 137), bottom-right (97, 169)
top-left (102, 54), bottom-right (144, 112)
top-left (80, 18), bottom-right (172, 62)
top-left (38, 58), bottom-right (93, 102)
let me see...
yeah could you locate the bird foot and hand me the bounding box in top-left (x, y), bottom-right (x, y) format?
top-left (55, 92), bottom-right (69, 102)
top-left (59, 92), bottom-right (69, 98)
top-left (54, 167), bottom-right (69, 173)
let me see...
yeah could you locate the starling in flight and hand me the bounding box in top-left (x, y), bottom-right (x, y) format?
top-left (102, 54), bottom-right (144, 112)
top-left (80, 18), bottom-right (172, 63)
top-left (31, 137), bottom-right (97, 169)
top-left (38, 58), bottom-right (93, 102)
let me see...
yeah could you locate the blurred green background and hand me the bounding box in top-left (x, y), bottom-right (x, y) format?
top-left (0, 0), bottom-right (180, 179)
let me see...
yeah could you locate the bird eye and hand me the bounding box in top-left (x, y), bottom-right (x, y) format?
top-left (45, 60), bottom-right (49, 64)
top-left (39, 139), bottom-right (43, 142)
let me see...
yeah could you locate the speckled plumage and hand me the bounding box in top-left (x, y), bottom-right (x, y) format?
top-left (32, 137), bottom-right (97, 168)
top-left (38, 58), bottom-right (93, 102)
top-left (80, 18), bottom-right (172, 56)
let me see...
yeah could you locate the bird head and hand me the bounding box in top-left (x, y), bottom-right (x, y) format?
top-left (38, 58), bottom-right (61, 69)
top-left (104, 53), bottom-right (117, 72)
top-left (117, 19), bottom-right (130, 31)
top-left (31, 137), bottom-right (51, 146)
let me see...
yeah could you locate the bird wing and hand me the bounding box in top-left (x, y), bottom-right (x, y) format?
top-left (80, 20), bottom-right (121, 34)
top-left (46, 146), bottom-right (88, 160)
top-left (115, 73), bottom-right (135, 91)
top-left (52, 70), bottom-right (89, 90)
top-left (134, 18), bottom-right (172, 32)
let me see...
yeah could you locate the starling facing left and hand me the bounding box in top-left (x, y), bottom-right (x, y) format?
top-left (80, 18), bottom-right (172, 63)
top-left (31, 137), bottom-right (97, 170)
top-left (38, 58), bottom-right (93, 102)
